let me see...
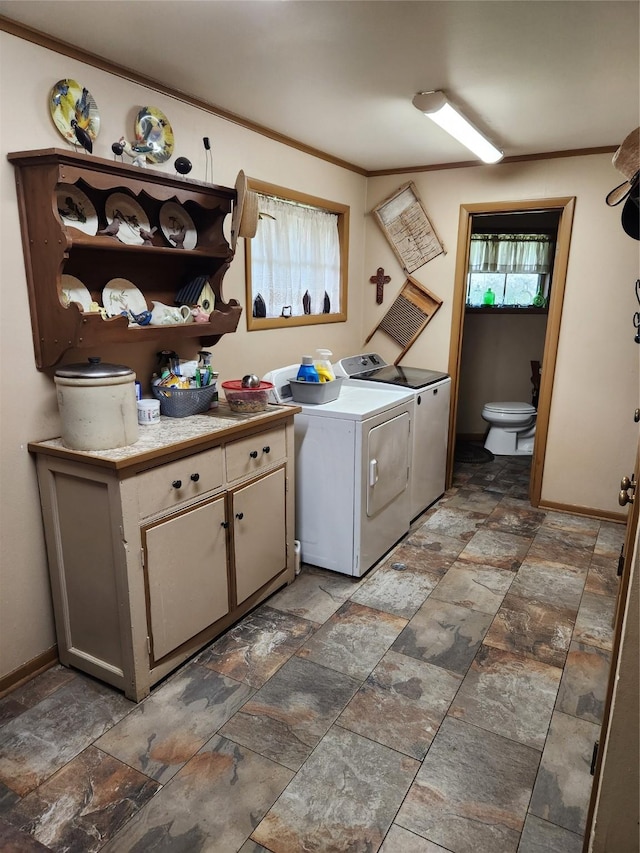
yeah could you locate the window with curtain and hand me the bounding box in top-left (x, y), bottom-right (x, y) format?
top-left (245, 180), bottom-right (349, 330)
top-left (467, 233), bottom-right (555, 308)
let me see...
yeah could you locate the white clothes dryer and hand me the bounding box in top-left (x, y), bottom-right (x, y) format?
top-left (333, 353), bottom-right (451, 519)
top-left (264, 364), bottom-right (414, 577)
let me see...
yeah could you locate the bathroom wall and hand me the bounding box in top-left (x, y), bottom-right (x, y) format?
top-left (457, 312), bottom-right (548, 436)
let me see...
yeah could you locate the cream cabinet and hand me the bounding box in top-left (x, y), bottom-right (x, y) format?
top-left (29, 407), bottom-right (297, 701)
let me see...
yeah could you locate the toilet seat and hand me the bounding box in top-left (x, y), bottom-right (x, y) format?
top-left (484, 401), bottom-right (536, 415)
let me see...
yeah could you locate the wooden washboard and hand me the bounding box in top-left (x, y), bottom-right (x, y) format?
top-left (364, 276), bottom-right (442, 364)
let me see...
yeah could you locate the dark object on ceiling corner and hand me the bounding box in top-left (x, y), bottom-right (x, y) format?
top-left (606, 127), bottom-right (639, 241)
top-left (621, 178), bottom-right (639, 241)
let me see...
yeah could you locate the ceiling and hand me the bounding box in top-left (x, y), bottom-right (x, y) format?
top-left (1, 1), bottom-right (638, 173)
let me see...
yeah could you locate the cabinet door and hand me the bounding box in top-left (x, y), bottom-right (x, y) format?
top-left (233, 467), bottom-right (286, 605)
top-left (143, 496), bottom-right (229, 661)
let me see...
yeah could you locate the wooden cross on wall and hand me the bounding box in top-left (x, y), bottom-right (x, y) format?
top-left (369, 267), bottom-right (391, 304)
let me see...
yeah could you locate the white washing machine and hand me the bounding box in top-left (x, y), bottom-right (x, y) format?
top-left (264, 364), bottom-right (414, 577)
top-left (333, 354), bottom-right (451, 519)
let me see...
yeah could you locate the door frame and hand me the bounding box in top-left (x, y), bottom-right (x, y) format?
top-left (446, 196), bottom-right (576, 505)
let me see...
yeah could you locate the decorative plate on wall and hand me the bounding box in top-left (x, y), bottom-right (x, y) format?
top-left (159, 202), bottom-right (197, 250)
top-left (133, 106), bottom-right (174, 164)
top-left (49, 79), bottom-right (100, 147)
top-left (104, 193), bottom-right (149, 246)
top-left (56, 184), bottom-right (98, 235)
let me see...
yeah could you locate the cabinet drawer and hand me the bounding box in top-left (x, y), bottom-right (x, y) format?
top-left (225, 426), bottom-right (286, 483)
top-left (136, 447), bottom-right (224, 518)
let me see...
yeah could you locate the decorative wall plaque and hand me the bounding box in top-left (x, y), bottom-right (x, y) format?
top-left (372, 181), bottom-right (445, 273)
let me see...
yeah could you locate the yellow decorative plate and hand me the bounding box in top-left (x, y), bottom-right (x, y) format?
top-left (49, 79), bottom-right (100, 147)
top-left (133, 106), bottom-right (174, 164)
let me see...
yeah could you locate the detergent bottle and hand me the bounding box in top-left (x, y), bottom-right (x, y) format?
top-left (296, 356), bottom-right (320, 382)
top-left (314, 348), bottom-right (335, 383)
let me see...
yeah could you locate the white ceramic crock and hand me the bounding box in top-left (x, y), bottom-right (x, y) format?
top-left (54, 357), bottom-right (139, 450)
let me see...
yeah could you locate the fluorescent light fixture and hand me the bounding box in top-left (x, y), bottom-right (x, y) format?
top-left (412, 91), bottom-right (503, 164)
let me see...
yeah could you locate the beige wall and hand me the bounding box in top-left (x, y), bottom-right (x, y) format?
top-left (365, 159), bottom-right (638, 514)
top-left (458, 313), bottom-right (547, 435)
top-left (0, 33), bottom-right (368, 680)
top-left (1, 30), bottom-right (638, 683)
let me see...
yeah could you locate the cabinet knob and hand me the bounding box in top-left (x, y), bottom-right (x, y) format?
top-left (221, 521), bottom-right (229, 529)
top-left (172, 480), bottom-right (182, 489)
top-left (249, 450), bottom-right (258, 459)
top-left (263, 446), bottom-right (271, 454)
top-left (235, 512), bottom-right (244, 520)
top-left (191, 473), bottom-right (200, 482)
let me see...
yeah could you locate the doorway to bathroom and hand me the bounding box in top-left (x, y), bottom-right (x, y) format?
top-left (446, 197), bottom-right (576, 505)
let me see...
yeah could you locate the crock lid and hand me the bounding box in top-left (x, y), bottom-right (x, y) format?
top-left (55, 357), bottom-right (135, 379)
top-left (484, 401), bottom-right (536, 413)
top-left (221, 379), bottom-right (273, 391)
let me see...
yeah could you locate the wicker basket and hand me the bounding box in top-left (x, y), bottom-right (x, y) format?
top-left (151, 384), bottom-right (218, 417)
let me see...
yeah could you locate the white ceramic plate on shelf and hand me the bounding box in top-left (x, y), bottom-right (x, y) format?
top-left (104, 193), bottom-right (149, 246)
top-left (102, 278), bottom-right (149, 319)
top-left (159, 202), bottom-right (197, 250)
top-left (56, 185), bottom-right (98, 236)
top-left (60, 274), bottom-right (93, 311)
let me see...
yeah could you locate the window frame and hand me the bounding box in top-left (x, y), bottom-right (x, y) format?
top-left (466, 271), bottom-right (550, 308)
top-left (244, 177), bottom-right (349, 331)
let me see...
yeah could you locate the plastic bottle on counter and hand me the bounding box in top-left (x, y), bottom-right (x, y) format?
top-left (314, 349), bottom-right (335, 383)
top-left (296, 356), bottom-right (320, 382)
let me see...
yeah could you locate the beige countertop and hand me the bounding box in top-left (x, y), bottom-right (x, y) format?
top-left (28, 403), bottom-right (299, 473)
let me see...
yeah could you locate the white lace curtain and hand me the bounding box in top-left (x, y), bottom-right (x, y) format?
top-left (251, 194), bottom-right (340, 317)
top-left (469, 234), bottom-right (554, 273)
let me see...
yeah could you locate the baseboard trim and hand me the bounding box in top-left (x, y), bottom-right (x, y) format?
top-left (0, 647), bottom-right (58, 698)
top-left (538, 499), bottom-right (627, 524)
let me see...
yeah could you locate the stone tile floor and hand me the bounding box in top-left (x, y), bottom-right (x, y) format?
top-left (0, 452), bottom-right (623, 852)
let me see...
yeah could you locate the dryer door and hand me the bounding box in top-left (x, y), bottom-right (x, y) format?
top-left (366, 410), bottom-right (410, 517)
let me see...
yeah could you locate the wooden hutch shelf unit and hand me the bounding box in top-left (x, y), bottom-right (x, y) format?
top-left (8, 148), bottom-right (242, 368)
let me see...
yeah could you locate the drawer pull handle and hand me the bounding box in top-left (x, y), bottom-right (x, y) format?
top-left (235, 512), bottom-right (244, 520)
top-left (221, 521), bottom-right (229, 529)
top-left (172, 480), bottom-right (182, 489)
top-left (263, 446), bottom-right (271, 454)
top-left (249, 450), bottom-right (258, 459)
top-left (191, 473), bottom-right (200, 482)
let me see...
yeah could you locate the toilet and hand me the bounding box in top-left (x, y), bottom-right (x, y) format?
top-left (481, 401), bottom-right (537, 456)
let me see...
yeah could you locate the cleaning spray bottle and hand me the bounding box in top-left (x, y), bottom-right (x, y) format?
top-left (314, 349), bottom-right (335, 383)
